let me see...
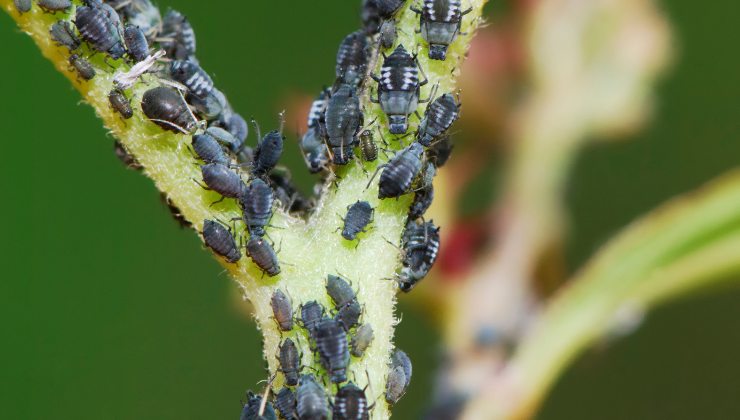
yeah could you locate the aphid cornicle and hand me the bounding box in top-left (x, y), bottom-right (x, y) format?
top-left (253, 130), bottom-right (284, 177)
top-left (68, 54), bottom-right (96, 81)
top-left (314, 318), bottom-right (350, 383)
top-left (326, 275), bottom-right (356, 308)
top-left (278, 338), bottom-right (300, 387)
top-left (300, 301), bottom-right (325, 333)
top-left (246, 236), bottom-right (281, 277)
top-left (296, 375), bottom-right (329, 420)
top-left (336, 300), bottom-right (362, 331)
top-left (408, 184), bottom-right (435, 220)
top-left (50, 21), bottom-right (80, 52)
top-left (141, 86), bottom-right (197, 133)
top-left (335, 30), bottom-right (370, 88)
top-left (74, 0), bottom-right (126, 59)
top-left (240, 391), bottom-right (277, 420)
top-left (359, 129), bottom-right (378, 162)
top-left (412, 0), bottom-right (473, 61)
top-left (159, 9), bottom-right (196, 60)
top-left (372, 44), bottom-right (428, 134)
top-left (273, 387), bottom-right (297, 420)
top-left (417, 93), bottom-right (461, 146)
top-left (170, 60), bottom-right (214, 99)
top-left (37, 0), bottom-right (71, 13)
top-left (399, 219), bottom-right (441, 292)
top-left (325, 84), bottom-right (363, 165)
top-left (341, 201), bottom-right (374, 241)
top-left (240, 178), bottom-right (274, 238)
top-left (300, 127), bottom-right (329, 174)
top-left (350, 323), bottom-right (374, 357)
top-left (333, 383), bottom-right (370, 420)
top-left (377, 142), bottom-right (424, 199)
top-left (202, 219), bottom-right (241, 263)
top-left (13, 0), bottom-right (31, 14)
top-left (108, 89), bottom-right (133, 119)
top-left (270, 289), bottom-right (293, 331)
top-left (123, 24), bottom-right (149, 63)
top-left (191, 133), bottom-right (229, 165)
top-left (200, 163), bottom-right (245, 201)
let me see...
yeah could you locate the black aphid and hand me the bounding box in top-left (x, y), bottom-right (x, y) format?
top-left (123, 24), bottom-right (149, 62)
top-left (385, 365), bottom-right (407, 405)
top-left (412, 0), bottom-right (472, 60)
top-left (399, 219), bottom-right (440, 292)
top-left (240, 391), bottom-right (277, 420)
top-left (341, 201), bottom-right (374, 241)
top-left (191, 132), bottom-right (229, 165)
top-left (239, 178), bottom-right (273, 237)
top-left (113, 140), bottom-right (142, 171)
top-left (188, 88), bottom-right (227, 121)
top-left (68, 54), bottom-right (96, 81)
top-left (336, 300), bottom-right (362, 332)
top-left (377, 142), bottom-right (424, 199)
top-left (108, 89), bottom-right (133, 119)
top-left (333, 383), bottom-right (370, 420)
top-left (420, 161), bottom-right (437, 190)
top-left (170, 60), bottom-right (214, 99)
top-left (273, 387), bottom-right (297, 420)
top-left (205, 126), bottom-right (241, 154)
top-left (408, 184), bottom-right (434, 220)
top-left (13, 0), bottom-right (31, 13)
top-left (417, 93), bottom-right (460, 146)
top-left (269, 171), bottom-right (312, 214)
top-left (427, 134), bottom-right (454, 167)
top-left (391, 349), bottom-right (413, 387)
top-left (359, 129), bottom-right (378, 162)
top-left (314, 318), bottom-right (350, 383)
top-left (161, 193), bottom-right (191, 228)
top-left (50, 21), bottom-right (80, 51)
top-left (325, 84), bottom-right (363, 165)
top-left (111, 0), bottom-right (161, 38)
top-left (350, 324), bottom-right (374, 357)
top-left (38, 0), bottom-right (71, 13)
top-left (335, 30), bottom-right (370, 88)
top-left (300, 301), bottom-right (325, 333)
top-left (379, 19), bottom-right (397, 50)
top-left (202, 219), bottom-right (241, 263)
top-left (246, 236), bottom-right (280, 277)
top-left (300, 127), bottom-right (329, 174)
top-left (270, 289), bottom-right (293, 332)
top-left (326, 275), bottom-right (356, 308)
top-left (372, 44), bottom-right (427, 134)
top-left (200, 163), bottom-right (245, 201)
top-left (159, 9), bottom-right (196, 60)
top-left (296, 375), bottom-right (329, 420)
top-left (225, 113), bottom-right (249, 146)
top-left (253, 130), bottom-right (284, 177)
top-left (278, 338), bottom-right (300, 387)
top-left (141, 86), bottom-right (197, 133)
top-left (74, 0), bottom-right (126, 59)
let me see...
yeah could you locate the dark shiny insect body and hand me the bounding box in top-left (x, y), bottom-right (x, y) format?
top-left (74, 0), bottom-right (126, 59)
top-left (240, 391), bottom-right (277, 420)
top-left (159, 9), bottom-right (196, 60)
top-left (333, 383), bottom-right (370, 420)
top-left (50, 21), bottom-right (80, 51)
top-left (300, 301), bottom-right (325, 333)
top-left (124, 24), bottom-right (149, 62)
top-left (335, 30), bottom-right (369, 88)
top-left (300, 127), bottom-right (329, 173)
top-left (68, 54), bottom-right (96, 81)
top-left (296, 375), bottom-right (329, 420)
top-left (342, 201), bottom-right (374, 241)
top-left (377, 142), bottom-right (424, 199)
top-left (13, 0), bottom-right (31, 13)
top-left (358, 130), bottom-right (377, 162)
top-left (270, 289), bottom-right (293, 331)
top-left (372, 45), bottom-right (427, 134)
top-left (427, 134), bottom-right (453, 167)
top-left (399, 219), bottom-right (440, 292)
top-left (192, 132), bottom-right (229, 165)
top-left (240, 178), bottom-right (273, 237)
top-left (246, 236), bottom-right (280, 277)
top-left (202, 219), bottom-right (241, 263)
top-left (114, 140), bottom-right (142, 171)
top-left (408, 184), bottom-right (434, 220)
top-left (326, 275), bottom-right (356, 308)
top-left (314, 318), bottom-right (350, 383)
top-left (325, 84), bottom-right (363, 165)
top-left (412, 0), bottom-right (472, 60)
top-left (274, 387), bottom-right (297, 420)
top-left (200, 163), bottom-right (245, 200)
top-left (141, 86), bottom-right (197, 133)
top-left (385, 365), bottom-right (407, 405)
top-left (38, 0), bottom-right (71, 13)
top-left (336, 300), bottom-right (361, 331)
top-left (108, 89), bottom-right (133, 119)
top-left (170, 60), bottom-right (214, 99)
top-left (350, 324), bottom-right (374, 357)
top-left (278, 338), bottom-right (300, 387)
top-left (379, 19), bottom-right (397, 49)
top-left (253, 130), bottom-right (284, 177)
top-left (417, 93), bottom-right (460, 146)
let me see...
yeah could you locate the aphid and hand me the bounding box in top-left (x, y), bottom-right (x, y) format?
top-left (296, 375), bottom-right (329, 420)
top-left (68, 54), bottom-right (96, 81)
top-left (273, 387), bottom-right (297, 420)
top-left (204, 126), bottom-right (239, 154)
top-left (379, 19), bottom-right (397, 49)
top-left (113, 140), bottom-right (142, 171)
top-left (278, 338), bottom-right (300, 387)
top-left (141, 86), bottom-right (197, 133)
top-left (124, 24), bottom-right (149, 62)
top-left (420, 161), bottom-right (437, 190)
top-left (314, 318), bottom-right (350, 383)
top-left (335, 300), bottom-right (362, 331)
top-left (159, 9), bottom-right (196, 60)
top-left (427, 134), bottom-right (454, 167)
top-left (74, 0), bottom-right (126, 59)
top-left (239, 178), bottom-right (274, 238)
top-left (325, 84), bottom-right (363, 165)
top-left (191, 133), bottom-right (230, 165)
top-left (108, 89), bottom-right (133, 119)
top-left (358, 130), bottom-right (378, 162)
top-left (391, 349), bottom-right (412, 388)
top-left (49, 21), bottom-right (80, 52)
top-left (398, 219), bottom-right (440, 292)
top-left (376, 142), bottom-right (424, 199)
top-left (246, 236), bottom-right (281, 277)
top-left (417, 93), bottom-right (460, 146)
top-left (202, 219), bottom-right (241, 263)
top-left (112, 0), bottom-right (161, 38)
top-left (299, 127), bottom-right (329, 174)
top-left (170, 60), bottom-right (214, 99)
top-left (350, 324), bottom-right (374, 357)
top-left (200, 163), bottom-right (245, 201)
top-left (341, 201), bottom-right (374, 241)
top-left (375, 0), bottom-right (405, 17)
top-left (269, 171), bottom-right (311, 214)
top-left (37, 0), bottom-right (71, 13)
top-left (411, 0), bottom-right (473, 60)
top-left (372, 44), bottom-right (427, 134)
top-left (225, 113), bottom-right (249, 146)
top-left (333, 383), bottom-right (370, 420)
top-left (306, 91), bottom-right (328, 129)
top-left (237, 146), bottom-right (255, 168)
top-left (13, 0), bottom-right (31, 13)
top-left (384, 365), bottom-right (407, 405)
top-left (335, 30), bottom-right (370, 88)
top-left (270, 289), bottom-right (293, 331)
top-left (188, 89), bottom-right (226, 121)
top-left (161, 193), bottom-right (191, 228)
top-left (300, 301), bottom-right (325, 333)
top-left (240, 391), bottom-right (277, 420)
top-left (408, 184), bottom-right (434, 220)
top-left (326, 275), bottom-right (356, 308)
top-left (252, 129), bottom-right (284, 177)
top-left (362, 0), bottom-right (405, 33)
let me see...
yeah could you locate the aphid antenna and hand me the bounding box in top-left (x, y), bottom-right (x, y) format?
top-left (250, 117), bottom-right (263, 143)
top-left (277, 110), bottom-right (287, 135)
top-left (364, 163), bottom-right (388, 190)
top-left (360, 116), bottom-right (379, 132)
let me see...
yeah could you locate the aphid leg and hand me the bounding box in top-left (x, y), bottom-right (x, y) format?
top-left (209, 195), bottom-right (226, 207)
top-left (416, 55), bottom-right (430, 87)
top-left (192, 178), bottom-right (211, 191)
top-left (365, 164), bottom-right (388, 190)
top-left (149, 118), bottom-right (189, 134)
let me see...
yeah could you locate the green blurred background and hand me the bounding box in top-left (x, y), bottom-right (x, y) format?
top-left (1, 0), bottom-right (738, 418)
